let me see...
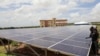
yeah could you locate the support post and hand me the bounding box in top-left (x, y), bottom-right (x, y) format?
top-left (55, 51), bottom-right (59, 56)
top-left (44, 48), bottom-right (47, 56)
top-left (7, 40), bottom-right (11, 54)
top-left (26, 45), bottom-right (40, 56)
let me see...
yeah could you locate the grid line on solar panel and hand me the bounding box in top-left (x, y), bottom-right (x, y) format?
top-left (22, 32), bottom-right (68, 42)
top-left (69, 37), bottom-right (91, 43)
top-left (3, 27), bottom-right (74, 42)
top-left (21, 26), bottom-right (82, 41)
top-left (48, 29), bottom-right (85, 48)
top-left (24, 37), bottom-right (59, 45)
top-left (0, 25), bottom-right (92, 56)
top-left (47, 29), bottom-right (80, 39)
top-left (0, 27), bottom-right (60, 39)
top-left (47, 35), bottom-right (69, 39)
top-left (0, 32), bottom-right (34, 38)
top-left (25, 39), bottom-right (55, 48)
top-left (60, 43), bottom-right (88, 49)
top-left (51, 43), bottom-right (88, 56)
top-left (72, 32), bottom-right (90, 39)
top-left (23, 34), bottom-right (90, 49)
top-left (60, 40), bottom-right (89, 49)
top-left (12, 25), bottom-right (90, 48)
top-left (8, 35), bottom-right (35, 42)
top-left (65, 39), bottom-right (90, 44)
top-left (40, 37), bottom-right (63, 42)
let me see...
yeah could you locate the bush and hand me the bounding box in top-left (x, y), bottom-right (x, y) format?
top-left (11, 41), bottom-right (18, 46)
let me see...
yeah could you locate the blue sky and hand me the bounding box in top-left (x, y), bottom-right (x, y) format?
top-left (0, 0), bottom-right (100, 27)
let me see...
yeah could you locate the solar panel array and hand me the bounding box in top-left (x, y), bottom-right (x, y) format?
top-left (0, 25), bottom-right (91, 56)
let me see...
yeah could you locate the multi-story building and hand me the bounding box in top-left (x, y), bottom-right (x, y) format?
top-left (40, 18), bottom-right (67, 27)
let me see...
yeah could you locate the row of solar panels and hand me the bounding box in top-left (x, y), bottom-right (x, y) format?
top-left (0, 25), bottom-right (91, 56)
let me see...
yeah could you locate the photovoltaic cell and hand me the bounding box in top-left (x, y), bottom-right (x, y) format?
top-left (61, 40), bottom-right (90, 48)
top-left (69, 37), bottom-right (91, 43)
top-left (25, 39), bottom-right (55, 47)
top-left (51, 44), bottom-right (88, 56)
top-left (0, 25), bottom-right (92, 56)
top-left (9, 35), bottom-right (33, 42)
top-left (47, 34), bottom-right (71, 39)
top-left (73, 32), bottom-right (90, 39)
top-left (40, 37), bottom-right (63, 42)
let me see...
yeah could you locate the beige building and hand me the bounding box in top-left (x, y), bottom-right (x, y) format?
top-left (40, 18), bottom-right (67, 27)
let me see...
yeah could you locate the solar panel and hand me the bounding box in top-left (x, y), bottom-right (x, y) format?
top-left (47, 35), bottom-right (68, 39)
top-left (9, 35), bottom-right (33, 42)
top-left (69, 37), bottom-right (91, 43)
top-left (51, 43), bottom-right (88, 56)
top-left (25, 39), bottom-right (55, 47)
top-left (0, 25), bottom-right (92, 56)
top-left (61, 40), bottom-right (90, 48)
top-left (40, 37), bottom-right (63, 42)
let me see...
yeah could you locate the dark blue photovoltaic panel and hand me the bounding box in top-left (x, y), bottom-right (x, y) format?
top-left (40, 37), bottom-right (63, 42)
top-left (61, 40), bottom-right (90, 48)
top-left (69, 37), bottom-right (91, 43)
top-left (0, 25), bottom-right (92, 56)
top-left (51, 44), bottom-right (88, 56)
top-left (72, 32), bottom-right (90, 39)
top-left (48, 35), bottom-right (68, 39)
top-left (9, 35), bottom-right (33, 42)
top-left (25, 39), bottom-right (55, 47)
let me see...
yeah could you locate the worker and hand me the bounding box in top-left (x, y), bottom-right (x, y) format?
top-left (90, 26), bottom-right (99, 55)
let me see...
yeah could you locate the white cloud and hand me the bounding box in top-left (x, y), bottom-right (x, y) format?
top-left (91, 3), bottom-right (100, 15)
top-left (68, 2), bottom-right (100, 23)
top-left (0, 0), bottom-right (79, 27)
top-left (70, 12), bottom-right (80, 18)
top-left (80, 0), bottom-right (95, 3)
top-left (32, 0), bottom-right (59, 7)
top-left (0, 0), bottom-right (99, 27)
top-left (0, 0), bottom-right (32, 7)
top-left (90, 3), bottom-right (100, 22)
top-left (69, 12), bottom-right (82, 22)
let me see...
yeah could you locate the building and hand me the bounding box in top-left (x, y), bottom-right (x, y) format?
top-left (40, 18), bottom-right (67, 27)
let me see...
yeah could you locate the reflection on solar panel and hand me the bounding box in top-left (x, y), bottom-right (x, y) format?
top-left (0, 25), bottom-right (91, 56)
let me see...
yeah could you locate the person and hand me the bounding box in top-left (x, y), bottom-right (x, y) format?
top-left (90, 26), bottom-right (99, 55)
top-left (90, 26), bottom-right (94, 37)
top-left (86, 26), bottom-right (94, 39)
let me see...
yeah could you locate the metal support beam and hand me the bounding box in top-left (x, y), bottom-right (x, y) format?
top-left (26, 45), bottom-right (40, 56)
top-left (44, 48), bottom-right (47, 56)
top-left (55, 51), bottom-right (60, 56)
top-left (7, 40), bottom-right (11, 54)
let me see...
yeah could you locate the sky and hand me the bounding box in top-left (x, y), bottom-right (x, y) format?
top-left (0, 0), bottom-right (100, 27)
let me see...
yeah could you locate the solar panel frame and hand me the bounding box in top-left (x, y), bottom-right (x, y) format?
top-left (0, 25), bottom-right (92, 56)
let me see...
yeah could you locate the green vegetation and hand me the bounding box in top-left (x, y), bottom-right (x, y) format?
top-left (97, 25), bottom-right (100, 48)
top-left (0, 26), bottom-right (40, 30)
top-left (0, 45), bottom-right (15, 56)
top-left (0, 53), bottom-right (6, 56)
top-left (66, 23), bottom-right (74, 25)
top-left (11, 41), bottom-right (19, 46)
top-left (97, 25), bottom-right (100, 32)
top-left (92, 22), bottom-right (100, 25)
top-left (0, 53), bottom-right (15, 56)
top-left (0, 46), bottom-right (6, 53)
top-left (0, 38), bottom-right (17, 56)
